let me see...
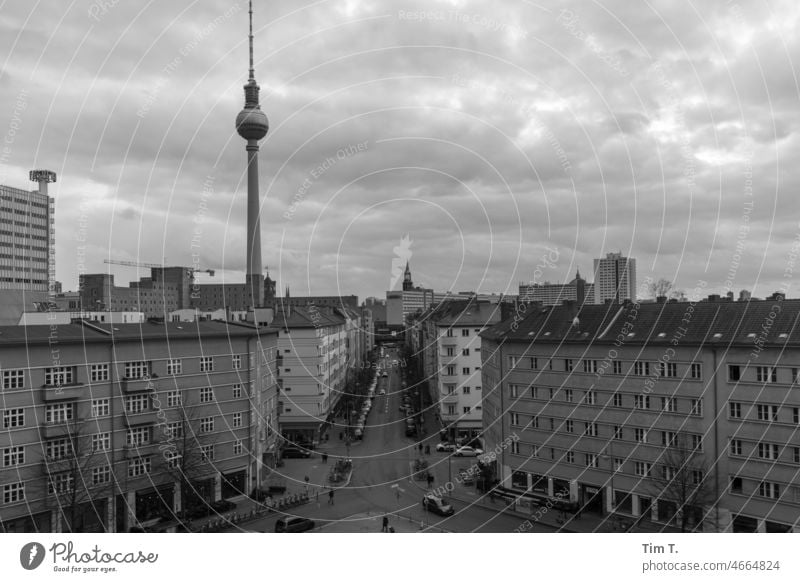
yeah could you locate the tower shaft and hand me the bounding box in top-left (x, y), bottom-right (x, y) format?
top-left (246, 141), bottom-right (264, 305)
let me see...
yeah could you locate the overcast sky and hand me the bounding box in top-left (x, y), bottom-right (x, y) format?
top-left (1, 0), bottom-right (798, 301)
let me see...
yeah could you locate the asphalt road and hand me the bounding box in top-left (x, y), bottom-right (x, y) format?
top-left (237, 348), bottom-right (553, 533)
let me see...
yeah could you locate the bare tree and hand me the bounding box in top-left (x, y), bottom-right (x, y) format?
top-left (41, 418), bottom-right (108, 532)
top-left (648, 278), bottom-right (674, 299)
top-left (647, 433), bottom-right (716, 532)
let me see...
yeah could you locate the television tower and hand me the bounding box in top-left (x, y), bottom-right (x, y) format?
top-left (235, 0), bottom-right (268, 307)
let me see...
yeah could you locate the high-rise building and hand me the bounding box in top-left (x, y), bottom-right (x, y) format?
top-left (0, 170), bottom-right (56, 323)
top-left (593, 252), bottom-right (637, 304)
top-left (520, 269), bottom-right (595, 306)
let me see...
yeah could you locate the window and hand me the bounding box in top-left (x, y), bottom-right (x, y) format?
top-left (200, 417), bottom-right (214, 433)
top-left (690, 399), bottom-right (702, 416)
top-left (634, 361), bottom-right (649, 376)
top-left (447, 405), bottom-right (456, 415)
top-left (729, 402), bottom-right (742, 418)
top-left (661, 431), bottom-right (677, 447)
top-left (233, 384), bottom-right (242, 399)
top-left (92, 433), bottom-right (111, 452)
top-left (167, 391), bottom-right (181, 408)
top-left (3, 446), bottom-right (24, 467)
top-left (45, 438), bottom-right (72, 460)
top-left (45, 366), bottom-right (75, 387)
top-left (729, 365), bottom-right (741, 381)
top-left (658, 362), bottom-right (677, 377)
top-left (566, 451), bottom-right (574, 464)
top-left (462, 348), bottom-right (470, 356)
top-left (690, 363), bottom-right (702, 379)
top-left (91, 399), bottom-right (110, 418)
top-left (463, 386), bottom-right (471, 394)
top-left (529, 357), bottom-right (538, 369)
top-left (446, 385), bottom-right (456, 395)
top-left (613, 426), bottom-right (622, 440)
top-left (167, 422), bottom-right (182, 438)
top-left (756, 366), bottom-right (777, 383)
top-left (757, 442), bottom-right (780, 460)
top-left (730, 439), bottom-right (742, 456)
top-left (92, 465), bottom-right (110, 485)
top-left (233, 412), bottom-right (242, 428)
top-left (201, 444), bottom-right (214, 460)
top-left (510, 385), bottom-right (520, 398)
top-left (549, 417), bottom-right (554, 430)
top-left (445, 329), bottom-right (454, 337)
top-left (564, 358), bottom-right (573, 372)
top-left (128, 457), bottom-right (151, 477)
top-left (233, 440), bottom-right (243, 456)
top-left (462, 367), bottom-right (470, 375)
top-left (2, 482), bottom-right (24, 504)
top-left (662, 466), bottom-right (677, 480)
top-left (90, 364), bottom-right (109, 382)
top-left (530, 416), bottom-right (539, 429)
top-left (613, 361), bottom-right (622, 374)
top-left (585, 453), bottom-right (598, 467)
top-left (730, 477), bottom-right (743, 493)
top-left (634, 462), bottom-right (652, 477)
top-left (583, 360), bottom-right (597, 373)
top-left (2, 369), bottom-right (24, 389)
top-left (689, 434), bottom-right (702, 450)
top-left (530, 386), bottom-right (539, 399)
top-left (661, 397), bottom-right (677, 413)
top-left (565, 420), bottom-right (574, 433)
top-left (200, 357), bottom-right (214, 372)
top-left (167, 359), bottom-right (182, 375)
top-left (584, 422), bottom-right (598, 437)
top-left (127, 427), bottom-right (150, 446)
top-left (125, 394), bottom-right (148, 414)
top-left (200, 387), bottom-right (214, 403)
top-left (2, 408), bottom-right (24, 428)
top-left (232, 355), bottom-right (242, 370)
top-left (634, 395), bottom-right (650, 409)
top-left (124, 361), bottom-right (150, 379)
top-left (758, 482), bottom-right (780, 499)
top-left (511, 441), bottom-right (521, 455)
top-left (510, 413), bottom-right (520, 426)
top-left (794, 447), bottom-right (800, 464)
top-left (445, 365), bottom-right (456, 376)
top-left (794, 408), bottom-right (799, 424)
top-left (756, 404), bottom-right (778, 421)
top-left (612, 393), bottom-right (623, 407)
top-left (634, 428), bottom-right (647, 443)
top-left (45, 403), bottom-right (74, 424)
top-left (564, 389), bottom-right (573, 403)
top-left (463, 406), bottom-right (471, 414)
top-left (461, 329), bottom-right (469, 337)
top-left (49, 473), bottom-right (74, 495)
top-left (584, 390), bottom-right (596, 405)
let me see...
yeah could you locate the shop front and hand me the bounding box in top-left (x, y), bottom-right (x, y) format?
top-left (221, 469), bottom-right (247, 499)
top-left (579, 483), bottom-right (604, 515)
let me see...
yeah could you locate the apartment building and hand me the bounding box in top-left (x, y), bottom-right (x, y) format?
top-left (0, 321), bottom-right (279, 533)
top-left (519, 270), bottom-right (594, 306)
top-left (272, 305), bottom-right (364, 445)
top-left (481, 298), bottom-right (800, 533)
top-left (593, 252), bottom-right (637, 304)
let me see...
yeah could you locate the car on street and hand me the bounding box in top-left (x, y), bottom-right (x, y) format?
top-left (421, 493), bottom-right (454, 516)
top-left (281, 446), bottom-right (312, 459)
top-left (436, 443), bottom-right (457, 453)
top-left (378, 389), bottom-right (386, 395)
top-left (275, 516), bottom-right (315, 532)
top-left (454, 446), bottom-right (484, 457)
top-left (382, 372), bottom-right (388, 378)
top-left (458, 468), bottom-right (475, 484)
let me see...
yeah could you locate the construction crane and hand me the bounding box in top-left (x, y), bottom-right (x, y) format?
top-left (103, 259), bottom-right (215, 277)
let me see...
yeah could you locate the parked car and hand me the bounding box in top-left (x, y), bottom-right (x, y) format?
top-left (454, 446), bottom-right (484, 457)
top-left (405, 426), bottom-right (417, 437)
top-left (210, 499), bottom-right (236, 513)
top-left (275, 516), bottom-right (315, 532)
top-left (378, 389), bottom-right (386, 396)
top-left (458, 468), bottom-right (475, 484)
top-left (282, 446), bottom-right (312, 459)
top-left (421, 493), bottom-right (454, 516)
top-left (382, 372), bottom-right (388, 378)
top-left (436, 443), bottom-right (457, 453)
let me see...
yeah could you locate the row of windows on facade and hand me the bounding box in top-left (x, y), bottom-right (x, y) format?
top-left (509, 356), bottom-right (703, 379)
top-left (0, 355), bottom-right (244, 389)
top-left (509, 384), bottom-right (704, 415)
top-left (443, 365), bottom-right (480, 376)
top-left (443, 405), bottom-right (480, 415)
top-left (1, 441), bottom-right (245, 504)
top-left (2, 384), bottom-right (246, 428)
top-left (443, 328), bottom-right (484, 337)
top-left (444, 385), bottom-right (480, 395)
top-left (510, 414), bottom-right (705, 448)
top-left (443, 347), bottom-right (479, 356)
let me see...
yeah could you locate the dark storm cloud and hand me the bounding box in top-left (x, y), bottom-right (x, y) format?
top-left (1, 0), bottom-right (798, 300)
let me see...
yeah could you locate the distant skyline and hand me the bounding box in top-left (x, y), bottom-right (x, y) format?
top-left (1, 1), bottom-right (799, 300)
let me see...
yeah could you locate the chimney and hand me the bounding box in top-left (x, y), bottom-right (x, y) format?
top-left (656, 295), bottom-right (667, 303)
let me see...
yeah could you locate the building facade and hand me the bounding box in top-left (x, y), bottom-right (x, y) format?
top-left (0, 321), bottom-right (278, 533)
top-left (593, 252), bottom-right (637, 304)
top-left (481, 298), bottom-right (800, 533)
top-left (520, 271), bottom-right (594, 305)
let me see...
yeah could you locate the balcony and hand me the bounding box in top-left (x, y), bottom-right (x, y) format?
top-left (42, 383), bottom-right (85, 402)
top-left (40, 456), bottom-right (77, 473)
top-left (121, 377), bottom-right (157, 394)
top-left (440, 393), bottom-right (459, 404)
top-left (123, 410), bottom-right (159, 427)
top-left (123, 442), bottom-right (159, 458)
top-left (40, 418), bottom-right (82, 439)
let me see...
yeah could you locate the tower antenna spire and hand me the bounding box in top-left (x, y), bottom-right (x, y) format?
top-left (248, 0), bottom-right (255, 81)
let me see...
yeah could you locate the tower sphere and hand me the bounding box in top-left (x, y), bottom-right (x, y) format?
top-left (236, 106), bottom-right (268, 141)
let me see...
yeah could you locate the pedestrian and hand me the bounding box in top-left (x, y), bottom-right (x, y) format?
top-left (418, 443), bottom-right (423, 453)
top-left (328, 490), bottom-right (334, 505)
top-left (382, 515), bottom-right (389, 532)
top-left (322, 453), bottom-right (328, 463)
